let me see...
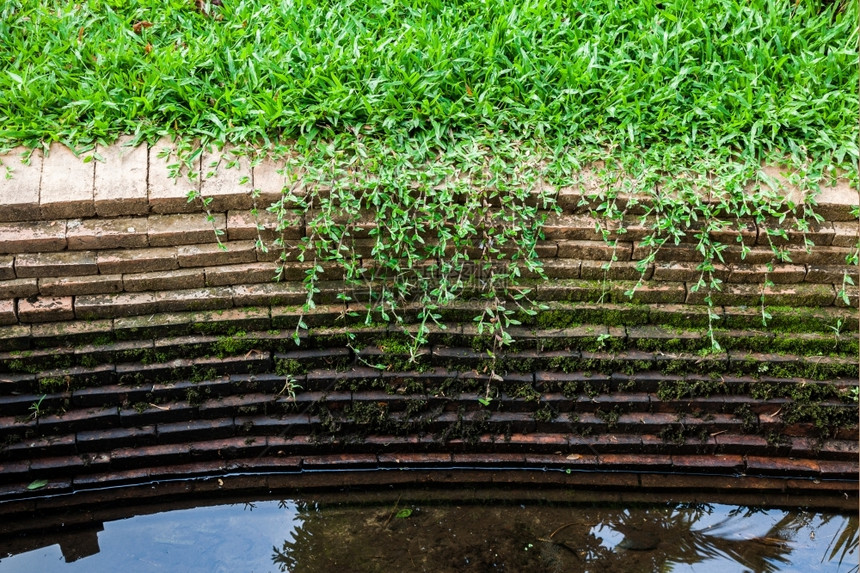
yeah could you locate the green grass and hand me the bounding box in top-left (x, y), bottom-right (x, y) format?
top-left (0, 0), bottom-right (856, 171)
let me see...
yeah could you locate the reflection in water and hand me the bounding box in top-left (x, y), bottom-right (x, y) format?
top-left (271, 501), bottom-right (857, 573)
top-left (0, 495), bottom-right (856, 573)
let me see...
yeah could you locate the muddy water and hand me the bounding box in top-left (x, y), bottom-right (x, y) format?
top-left (1, 491), bottom-right (856, 572)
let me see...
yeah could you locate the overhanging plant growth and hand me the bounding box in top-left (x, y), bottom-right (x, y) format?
top-left (0, 0), bottom-right (858, 363)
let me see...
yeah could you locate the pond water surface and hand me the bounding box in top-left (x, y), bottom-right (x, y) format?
top-left (1, 487), bottom-right (856, 573)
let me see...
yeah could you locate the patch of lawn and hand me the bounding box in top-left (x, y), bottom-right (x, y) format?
top-left (0, 0), bottom-right (856, 173)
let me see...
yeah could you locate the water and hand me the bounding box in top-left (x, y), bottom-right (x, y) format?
top-left (0, 487), bottom-right (856, 573)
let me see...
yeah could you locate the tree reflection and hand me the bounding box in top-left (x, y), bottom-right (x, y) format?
top-left (271, 500), bottom-right (855, 573)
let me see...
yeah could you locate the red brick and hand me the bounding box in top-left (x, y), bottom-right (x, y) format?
top-left (0, 299), bottom-right (15, 325)
top-left (0, 325), bottom-right (30, 349)
top-left (177, 240), bottom-right (257, 267)
top-left (148, 137), bottom-right (201, 214)
top-left (783, 246), bottom-right (855, 265)
top-left (0, 278), bottom-right (38, 299)
top-left (0, 256), bottom-right (13, 280)
top-left (148, 212), bottom-right (226, 247)
top-left (17, 296), bottom-right (74, 322)
top-left (39, 274), bottom-right (124, 296)
top-left (831, 221), bottom-right (859, 247)
top-left (227, 209), bottom-right (303, 242)
top-left (40, 143), bottom-right (95, 219)
top-left (598, 453), bottom-right (673, 470)
top-left (757, 221), bottom-right (834, 247)
top-left (110, 443), bottom-right (192, 470)
top-left (252, 156), bottom-right (299, 205)
top-left (75, 292), bottom-right (159, 319)
top-left (817, 460), bottom-right (859, 480)
top-left (671, 454), bottom-right (745, 473)
top-left (805, 265), bottom-right (859, 284)
top-left (302, 454), bottom-right (378, 469)
top-left (580, 259), bottom-right (652, 280)
top-left (557, 240), bottom-right (632, 261)
top-left (727, 263), bottom-right (806, 284)
top-left (205, 262), bottom-right (276, 287)
top-left (97, 246), bottom-right (178, 274)
top-left (686, 283), bottom-right (835, 307)
top-left (746, 456), bottom-right (820, 477)
top-left (15, 251), bottom-right (98, 278)
top-left (155, 287), bottom-right (234, 313)
top-left (814, 180), bottom-right (859, 221)
top-left (66, 217), bottom-right (148, 250)
top-left (200, 146), bottom-right (254, 210)
top-left (123, 268), bottom-right (205, 292)
top-left (652, 261), bottom-right (731, 283)
top-left (0, 147), bottom-right (42, 222)
top-left (94, 136), bottom-right (149, 217)
top-left (617, 281), bottom-right (687, 304)
top-left (378, 453), bottom-right (453, 466)
top-left (0, 220), bottom-right (67, 254)
top-left (232, 282), bottom-right (306, 306)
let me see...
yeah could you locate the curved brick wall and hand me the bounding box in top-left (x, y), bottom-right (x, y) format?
top-left (0, 140), bottom-right (857, 504)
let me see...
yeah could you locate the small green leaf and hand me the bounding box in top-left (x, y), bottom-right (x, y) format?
top-left (395, 508), bottom-right (412, 519)
top-left (27, 479), bottom-right (48, 490)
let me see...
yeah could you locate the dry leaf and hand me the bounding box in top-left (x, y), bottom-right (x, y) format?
top-left (132, 21), bottom-right (153, 34)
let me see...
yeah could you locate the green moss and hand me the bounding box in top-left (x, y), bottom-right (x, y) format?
top-left (275, 358), bottom-right (307, 376)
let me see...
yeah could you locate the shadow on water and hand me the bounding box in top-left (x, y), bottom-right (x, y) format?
top-left (1, 484), bottom-right (856, 573)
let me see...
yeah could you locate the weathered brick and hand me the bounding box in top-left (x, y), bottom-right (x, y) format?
top-left (30, 319), bottom-right (114, 345)
top-left (227, 209), bottom-right (303, 242)
top-left (97, 246), bottom-right (178, 274)
top-left (40, 143), bottom-right (95, 219)
top-left (532, 259), bottom-right (581, 279)
top-left (0, 256), bottom-right (14, 280)
top-left (0, 299), bottom-right (16, 325)
top-left (535, 279), bottom-right (604, 302)
top-left (177, 240), bottom-right (257, 267)
top-left (0, 278), bottom-right (38, 299)
top-left (148, 137), bottom-right (201, 214)
top-left (123, 268), bottom-right (205, 292)
top-left (66, 217), bottom-right (148, 250)
top-left (580, 259), bottom-right (652, 280)
top-left (814, 180), bottom-right (859, 221)
top-left (205, 262), bottom-right (276, 287)
top-left (831, 220), bottom-right (859, 247)
top-left (302, 454), bottom-right (378, 469)
top-left (76, 426), bottom-right (157, 452)
top-left (232, 282), bottom-right (306, 306)
top-left (94, 136), bottom-right (149, 216)
top-left (0, 220), bottom-right (67, 254)
top-left (652, 261), bottom-right (730, 282)
top-left (17, 296), bottom-right (74, 322)
top-left (757, 221), bottom-right (834, 247)
top-left (155, 287), bottom-right (234, 313)
top-left (727, 263), bottom-right (806, 284)
top-left (805, 265), bottom-right (860, 284)
top-left (148, 212), bottom-right (226, 247)
top-left (200, 146), bottom-right (253, 210)
top-left (252, 155), bottom-right (294, 207)
top-left (686, 283), bottom-right (835, 307)
top-left (541, 213), bottom-right (603, 241)
top-left (0, 147), bottom-right (41, 221)
top-left (746, 456), bottom-right (820, 477)
top-left (556, 240), bottom-right (632, 261)
top-left (781, 246), bottom-right (855, 265)
top-left (15, 251), bottom-right (98, 278)
top-left (39, 274), bottom-right (124, 296)
top-left (75, 292), bottom-right (159, 319)
top-left (0, 324), bottom-right (31, 350)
